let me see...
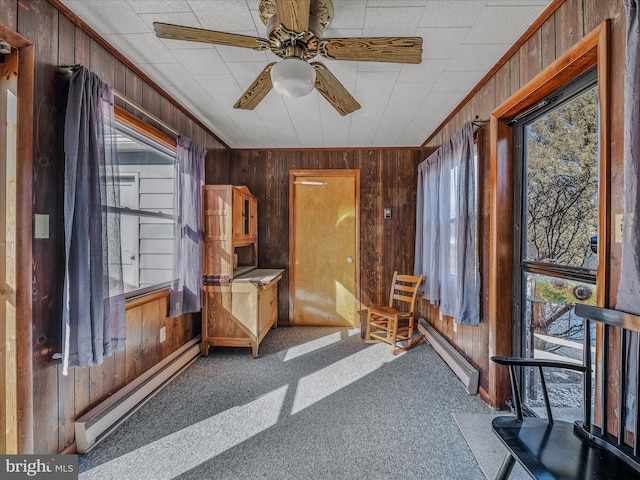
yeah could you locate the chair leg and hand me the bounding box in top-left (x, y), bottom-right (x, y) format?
top-left (496, 453), bottom-right (515, 480)
top-left (390, 316), bottom-right (399, 354)
top-left (364, 310), bottom-right (373, 340)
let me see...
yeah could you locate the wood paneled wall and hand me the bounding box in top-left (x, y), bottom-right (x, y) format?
top-left (422, 0), bottom-right (625, 399)
top-left (0, 0), bottom-right (230, 454)
top-left (229, 149), bottom-right (423, 323)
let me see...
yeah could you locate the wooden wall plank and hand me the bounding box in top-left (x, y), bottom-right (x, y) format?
top-left (555, 0), bottom-right (584, 57)
top-left (520, 29), bottom-right (543, 86)
top-left (541, 15), bottom-right (557, 68)
top-left (0, 0), bottom-right (18, 31)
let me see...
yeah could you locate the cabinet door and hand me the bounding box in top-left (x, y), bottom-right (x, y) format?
top-left (248, 196), bottom-right (258, 240)
top-left (258, 285), bottom-right (273, 334)
top-left (232, 189), bottom-right (244, 241)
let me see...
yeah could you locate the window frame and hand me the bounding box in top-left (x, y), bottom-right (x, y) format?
top-left (114, 106), bottom-right (177, 300)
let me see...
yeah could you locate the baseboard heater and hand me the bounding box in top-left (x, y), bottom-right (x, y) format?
top-left (417, 319), bottom-right (479, 395)
top-left (75, 336), bottom-right (201, 453)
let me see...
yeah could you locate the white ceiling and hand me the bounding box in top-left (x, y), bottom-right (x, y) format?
top-left (59, 0), bottom-right (552, 149)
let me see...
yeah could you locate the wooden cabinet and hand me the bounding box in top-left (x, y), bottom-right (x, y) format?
top-left (201, 185), bottom-right (283, 358)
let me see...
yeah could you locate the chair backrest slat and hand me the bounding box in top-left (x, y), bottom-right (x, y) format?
top-left (635, 336), bottom-right (640, 456)
top-left (575, 304), bottom-right (640, 452)
top-left (602, 323), bottom-right (609, 436)
top-left (387, 271), bottom-right (422, 313)
top-left (619, 327), bottom-right (628, 445)
top-left (583, 318), bottom-right (592, 430)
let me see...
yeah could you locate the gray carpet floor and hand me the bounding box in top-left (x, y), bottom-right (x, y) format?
top-left (78, 326), bottom-right (504, 480)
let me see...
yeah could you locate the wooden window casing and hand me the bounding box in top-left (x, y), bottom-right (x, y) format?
top-left (488, 20), bottom-right (610, 409)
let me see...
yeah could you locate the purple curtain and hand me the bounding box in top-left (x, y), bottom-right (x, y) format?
top-left (414, 122), bottom-right (480, 325)
top-left (60, 67), bottom-right (125, 375)
top-left (169, 135), bottom-right (206, 317)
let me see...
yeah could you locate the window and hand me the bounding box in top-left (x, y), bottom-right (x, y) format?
top-left (112, 119), bottom-right (176, 295)
top-left (414, 122), bottom-right (480, 325)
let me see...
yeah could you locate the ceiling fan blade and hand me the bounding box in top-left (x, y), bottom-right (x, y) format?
top-left (312, 62), bottom-right (361, 116)
top-left (154, 23), bottom-right (270, 50)
top-left (275, 0), bottom-right (310, 32)
top-left (234, 63), bottom-right (276, 110)
top-left (318, 37), bottom-right (423, 64)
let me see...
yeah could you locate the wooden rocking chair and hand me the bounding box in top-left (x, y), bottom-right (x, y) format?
top-left (364, 271), bottom-right (424, 354)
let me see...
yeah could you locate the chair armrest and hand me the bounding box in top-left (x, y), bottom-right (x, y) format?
top-left (491, 356), bottom-right (586, 373)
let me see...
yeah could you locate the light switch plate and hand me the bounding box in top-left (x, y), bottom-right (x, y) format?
top-left (615, 213), bottom-right (623, 243)
top-left (34, 214), bottom-right (49, 239)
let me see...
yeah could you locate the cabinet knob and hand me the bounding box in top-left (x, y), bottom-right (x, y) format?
top-left (347, 256), bottom-right (353, 263)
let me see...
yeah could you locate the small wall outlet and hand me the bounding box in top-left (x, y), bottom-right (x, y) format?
top-left (159, 326), bottom-right (166, 343)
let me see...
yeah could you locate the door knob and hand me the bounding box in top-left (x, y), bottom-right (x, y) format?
top-left (347, 256), bottom-right (353, 263)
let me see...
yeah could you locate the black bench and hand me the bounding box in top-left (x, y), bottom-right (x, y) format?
top-left (491, 304), bottom-right (640, 479)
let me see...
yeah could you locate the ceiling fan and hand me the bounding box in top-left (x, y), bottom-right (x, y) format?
top-left (153, 0), bottom-right (423, 116)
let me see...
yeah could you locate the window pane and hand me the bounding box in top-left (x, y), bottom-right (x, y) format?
top-left (524, 86), bottom-right (599, 269)
top-left (115, 124), bottom-right (175, 293)
top-left (523, 272), bottom-right (596, 421)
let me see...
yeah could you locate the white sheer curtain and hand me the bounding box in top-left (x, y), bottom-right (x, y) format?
top-left (60, 67), bottom-right (125, 375)
top-left (169, 135), bottom-right (206, 317)
top-left (414, 122), bottom-right (480, 325)
top-left (618, 0), bottom-right (640, 432)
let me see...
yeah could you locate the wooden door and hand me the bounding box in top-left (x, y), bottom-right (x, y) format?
top-left (0, 46), bottom-right (18, 454)
top-left (289, 170), bottom-right (360, 326)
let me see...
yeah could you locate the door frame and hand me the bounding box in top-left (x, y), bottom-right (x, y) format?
top-left (0, 24), bottom-right (34, 453)
top-left (488, 20), bottom-right (610, 409)
top-left (288, 169), bottom-right (360, 326)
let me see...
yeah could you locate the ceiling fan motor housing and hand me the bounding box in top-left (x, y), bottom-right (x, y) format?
top-left (266, 14), bottom-right (322, 60)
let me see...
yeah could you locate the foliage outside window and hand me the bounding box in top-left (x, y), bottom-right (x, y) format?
top-left (524, 86), bottom-right (599, 271)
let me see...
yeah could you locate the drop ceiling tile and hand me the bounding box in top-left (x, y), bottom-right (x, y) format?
top-left (348, 108), bottom-right (385, 146)
top-left (357, 62), bottom-right (402, 73)
top-left (398, 59), bottom-right (449, 83)
top-left (363, 7), bottom-right (424, 36)
top-left (139, 12), bottom-right (202, 31)
top-left (391, 82), bottom-right (433, 102)
top-left (355, 72), bottom-right (399, 94)
top-left (173, 48), bottom-right (229, 75)
top-left (367, 1), bottom-right (428, 7)
top-left (103, 33), bottom-right (178, 64)
top-left (322, 28), bottom-right (365, 38)
top-left (187, 0), bottom-right (256, 32)
top-left (145, 62), bottom-right (199, 86)
top-left (446, 43), bottom-right (510, 72)
top-left (61, 1), bottom-right (150, 34)
top-left (487, 0), bottom-right (549, 5)
top-left (329, 0), bottom-right (366, 30)
top-left (126, 0), bottom-right (191, 14)
top-left (320, 106), bottom-right (352, 146)
top-left (226, 62), bottom-right (271, 89)
top-left (196, 74), bottom-right (242, 96)
top-left (317, 60), bottom-right (358, 87)
top-left (431, 70), bottom-right (480, 93)
top-left (419, 27), bottom-right (470, 59)
top-left (419, 0), bottom-right (487, 28)
top-left (463, 5), bottom-right (549, 44)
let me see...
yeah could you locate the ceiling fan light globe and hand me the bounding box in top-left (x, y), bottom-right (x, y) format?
top-left (270, 58), bottom-right (316, 98)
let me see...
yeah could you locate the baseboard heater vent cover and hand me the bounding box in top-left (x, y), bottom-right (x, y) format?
top-left (75, 336), bottom-right (201, 453)
top-left (417, 319), bottom-right (479, 395)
